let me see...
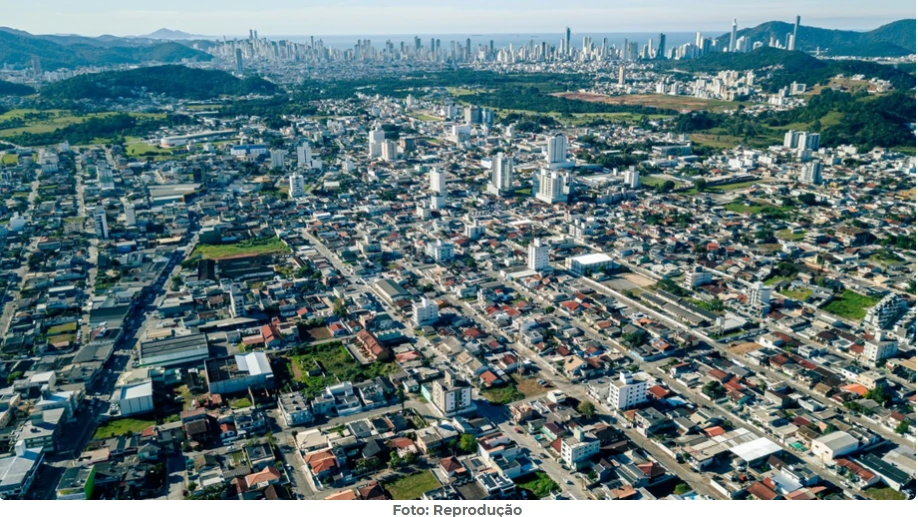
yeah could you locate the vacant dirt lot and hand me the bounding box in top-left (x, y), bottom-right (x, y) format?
top-left (621, 273), bottom-right (656, 288)
top-left (725, 342), bottom-right (762, 356)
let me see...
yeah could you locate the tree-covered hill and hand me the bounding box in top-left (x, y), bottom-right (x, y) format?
top-left (0, 79), bottom-right (36, 96)
top-left (714, 19), bottom-right (916, 57)
top-left (0, 28), bottom-right (212, 69)
top-left (39, 65), bottom-right (278, 101)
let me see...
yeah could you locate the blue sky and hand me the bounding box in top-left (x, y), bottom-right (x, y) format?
top-left (5, 0), bottom-right (914, 36)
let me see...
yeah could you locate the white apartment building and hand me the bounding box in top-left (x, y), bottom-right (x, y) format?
top-left (528, 239), bottom-right (550, 271)
top-left (430, 167), bottom-right (446, 193)
top-left (288, 173), bottom-right (306, 198)
top-left (607, 371), bottom-right (647, 410)
top-left (413, 297), bottom-right (439, 327)
top-left (426, 239), bottom-right (454, 262)
top-left (560, 428), bottom-right (600, 467)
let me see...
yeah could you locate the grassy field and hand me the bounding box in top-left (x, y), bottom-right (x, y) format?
top-left (869, 249), bottom-right (904, 265)
top-left (489, 108), bottom-right (667, 126)
top-left (192, 237), bottom-right (289, 260)
top-left (228, 397), bottom-right (252, 409)
top-left (865, 487), bottom-right (905, 500)
top-left (386, 471), bottom-right (442, 500)
top-left (1, 154), bottom-right (18, 165)
top-left (552, 92), bottom-right (740, 112)
top-left (410, 112), bottom-right (440, 122)
top-left (481, 384), bottom-right (525, 405)
top-left (516, 472), bottom-right (560, 499)
top-left (689, 132), bottom-right (780, 150)
top-left (46, 322), bottom-right (78, 335)
top-left (640, 175), bottom-right (670, 188)
top-left (0, 110), bottom-right (165, 137)
top-left (289, 342), bottom-right (400, 397)
top-left (822, 290), bottom-right (880, 320)
top-left (776, 229), bottom-right (806, 241)
top-left (124, 137), bottom-right (174, 159)
top-left (780, 287), bottom-right (813, 302)
top-left (93, 417), bottom-right (156, 439)
top-left (716, 180), bottom-right (762, 192)
top-left (764, 275), bottom-right (796, 286)
top-left (184, 104), bottom-right (223, 111)
top-left (724, 202), bottom-right (766, 214)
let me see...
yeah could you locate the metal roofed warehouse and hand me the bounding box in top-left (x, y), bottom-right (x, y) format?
top-left (729, 436), bottom-right (782, 464)
top-left (139, 332), bottom-right (209, 368)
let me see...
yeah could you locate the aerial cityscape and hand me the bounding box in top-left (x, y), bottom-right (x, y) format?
top-left (0, 0), bottom-right (915, 503)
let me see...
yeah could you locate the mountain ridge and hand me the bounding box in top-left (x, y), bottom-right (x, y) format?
top-left (716, 19), bottom-right (916, 57)
top-left (0, 27), bottom-right (212, 69)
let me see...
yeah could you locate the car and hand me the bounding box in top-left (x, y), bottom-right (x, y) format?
top-left (226, 445), bottom-right (236, 451)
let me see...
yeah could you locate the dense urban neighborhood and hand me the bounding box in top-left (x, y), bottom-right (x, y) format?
top-left (0, 15), bottom-right (915, 502)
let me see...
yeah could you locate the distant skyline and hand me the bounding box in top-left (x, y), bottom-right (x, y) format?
top-left (4, 0), bottom-right (914, 37)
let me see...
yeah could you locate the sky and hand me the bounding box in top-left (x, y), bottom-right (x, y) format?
top-left (4, 0), bottom-right (915, 37)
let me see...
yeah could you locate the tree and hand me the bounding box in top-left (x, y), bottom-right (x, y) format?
top-left (388, 451), bottom-right (403, 469)
top-left (693, 178), bottom-right (707, 192)
top-left (458, 434), bottom-right (478, 454)
top-left (702, 381), bottom-right (725, 399)
top-left (622, 331), bottom-right (647, 349)
top-left (674, 483), bottom-right (691, 495)
top-left (332, 298), bottom-right (348, 319)
top-left (356, 457), bottom-right (381, 473)
top-left (894, 420), bottom-right (910, 435)
top-left (397, 388), bottom-right (407, 410)
top-left (577, 401), bottom-right (596, 418)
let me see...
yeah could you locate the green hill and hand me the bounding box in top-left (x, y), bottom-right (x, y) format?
top-left (0, 79), bottom-right (35, 96)
top-left (670, 47), bottom-right (916, 92)
top-left (0, 28), bottom-right (212, 69)
top-left (715, 19), bottom-right (915, 57)
top-left (40, 65), bottom-right (278, 101)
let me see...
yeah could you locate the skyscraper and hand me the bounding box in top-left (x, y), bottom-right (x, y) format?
top-left (790, 15), bottom-right (801, 51)
top-left (430, 167), bottom-right (446, 193)
top-left (546, 134), bottom-right (568, 167)
top-left (565, 27), bottom-right (571, 55)
top-left (288, 173), bottom-right (306, 198)
top-left (800, 161), bottom-right (823, 185)
top-left (488, 152), bottom-right (513, 195)
top-left (535, 169), bottom-right (568, 204)
top-left (730, 19), bottom-right (738, 52)
top-left (31, 55), bottom-right (42, 77)
top-left (296, 143), bottom-right (312, 169)
top-left (528, 239), bottom-right (550, 271)
top-left (618, 65), bottom-right (626, 85)
top-left (235, 48), bottom-right (244, 75)
top-left (270, 150), bottom-right (286, 170)
top-left (92, 205), bottom-right (109, 240)
top-left (624, 166), bottom-right (640, 189)
top-left (657, 33), bottom-right (666, 59)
